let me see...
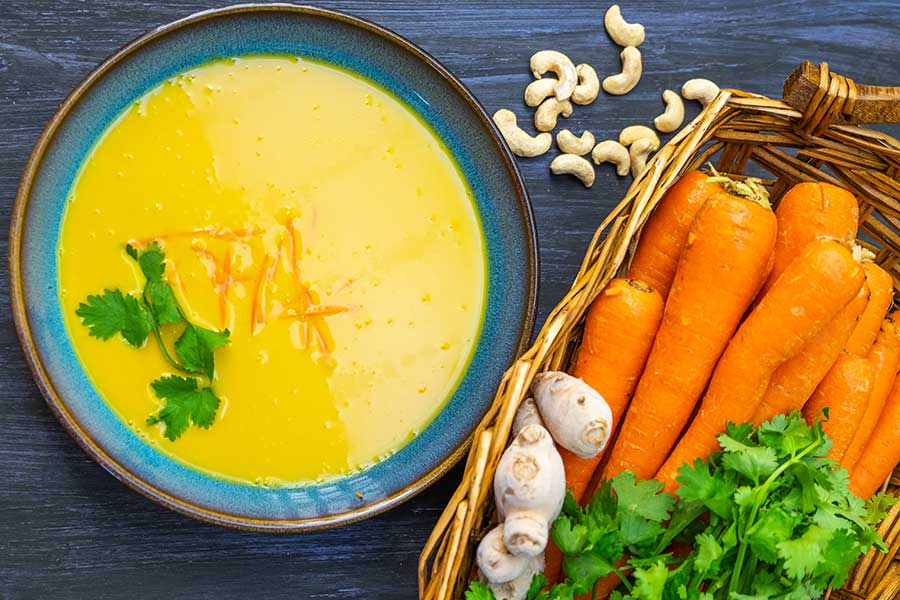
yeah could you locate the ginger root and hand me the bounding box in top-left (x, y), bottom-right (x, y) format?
top-left (482, 554), bottom-right (544, 600)
top-left (531, 371), bottom-right (613, 459)
top-left (476, 524), bottom-right (531, 583)
top-left (494, 423), bottom-right (565, 557)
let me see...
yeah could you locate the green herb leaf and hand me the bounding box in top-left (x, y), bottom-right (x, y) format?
top-left (136, 242), bottom-right (166, 281)
top-left (76, 289), bottom-right (154, 347)
top-left (777, 525), bottom-right (833, 581)
top-left (464, 581), bottom-right (495, 600)
top-left (718, 434), bottom-right (779, 484)
top-left (611, 471), bottom-right (674, 523)
top-left (526, 574), bottom-right (549, 600)
top-left (675, 459), bottom-right (735, 519)
top-left (175, 324), bottom-right (230, 379)
top-left (632, 561), bottom-right (667, 600)
top-left (693, 533), bottom-right (723, 574)
top-left (748, 507), bottom-right (797, 563)
top-left (147, 375), bottom-right (221, 441)
top-left (552, 514), bottom-right (589, 554)
top-left (145, 279), bottom-right (182, 325)
top-left (866, 493), bottom-right (899, 524)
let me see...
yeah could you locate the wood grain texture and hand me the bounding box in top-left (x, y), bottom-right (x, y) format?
top-left (1, 1), bottom-right (899, 598)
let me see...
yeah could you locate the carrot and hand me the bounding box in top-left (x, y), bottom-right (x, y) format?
top-left (802, 353), bottom-right (873, 463)
top-left (845, 262), bottom-right (894, 355)
top-left (565, 278), bottom-right (664, 500)
top-left (751, 281), bottom-right (868, 425)
top-left (841, 316), bottom-right (900, 471)
top-left (657, 239), bottom-right (865, 491)
top-left (627, 170), bottom-right (722, 298)
top-left (542, 279), bottom-right (664, 585)
top-left (850, 373), bottom-right (900, 498)
top-left (759, 181), bottom-right (859, 297)
top-left (603, 178), bottom-right (777, 481)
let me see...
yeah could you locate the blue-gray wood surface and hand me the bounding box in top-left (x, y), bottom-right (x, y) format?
top-left (2, 1), bottom-right (900, 598)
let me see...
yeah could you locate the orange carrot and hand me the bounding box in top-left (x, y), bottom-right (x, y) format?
top-left (759, 181), bottom-right (859, 297)
top-left (657, 239), bottom-right (865, 491)
top-left (543, 278), bottom-right (664, 585)
top-left (841, 317), bottom-right (900, 470)
top-left (850, 373), bottom-right (900, 498)
top-left (603, 178), bottom-right (777, 481)
top-left (803, 353), bottom-right (873, 463)
top-left (627, 171), bottom-right (722, 298)
top-left (845, 262), bottom-right (894, 355)
top-left (751, 281), bottom-right (868, 425)
top-left (565, 278), bottom-right (664, 500)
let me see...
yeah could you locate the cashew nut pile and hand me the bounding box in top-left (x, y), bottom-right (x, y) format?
top-left (476, 373), bottom-right (613, 599)
top-left (489, 4), bottom-right (721, 192)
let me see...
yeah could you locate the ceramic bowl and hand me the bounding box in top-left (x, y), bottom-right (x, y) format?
top-left (10, 4), bottom-right (537, 530)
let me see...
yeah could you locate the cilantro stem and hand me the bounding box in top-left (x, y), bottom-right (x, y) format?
top-left (152, 327), bottom-right (191, 373)
top-left (610, 566), bottom-right (633, 594)
top-left (728, 437), bottom-right (823, 595)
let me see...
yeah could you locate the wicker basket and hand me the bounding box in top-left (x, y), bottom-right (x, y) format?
top-left (418, 62), bottom-right (900, 600)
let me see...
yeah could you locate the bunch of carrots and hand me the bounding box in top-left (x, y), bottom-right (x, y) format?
top-left (543, 170), bottom-right (900, 588)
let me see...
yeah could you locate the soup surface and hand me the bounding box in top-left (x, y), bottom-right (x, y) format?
top-left (58, 55), bottom-right (486, 485)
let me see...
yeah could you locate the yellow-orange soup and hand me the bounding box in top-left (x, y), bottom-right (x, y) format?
top-left (58, 56), bottom-right (486, 485)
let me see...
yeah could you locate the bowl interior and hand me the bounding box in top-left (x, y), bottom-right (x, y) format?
top-left (12, 4), bottom-right (536, 530)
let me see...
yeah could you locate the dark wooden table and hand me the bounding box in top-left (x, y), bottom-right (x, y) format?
top-left (3, 1), bottom-right (899, 598)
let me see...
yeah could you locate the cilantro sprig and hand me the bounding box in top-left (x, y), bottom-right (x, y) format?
top-left (76, 242), bottom-right (230, 441)
top-left (466, 413), bottom-right (895, 600)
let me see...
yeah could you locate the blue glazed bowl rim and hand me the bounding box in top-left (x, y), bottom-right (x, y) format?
top-left (9, 3), bottom-right (538, 531)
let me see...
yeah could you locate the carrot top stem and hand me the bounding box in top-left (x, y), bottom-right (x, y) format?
top-left (706, 175), bottom-right (771, 209)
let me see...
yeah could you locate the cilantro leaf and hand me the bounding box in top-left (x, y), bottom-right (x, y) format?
top-left (811, 528), bottom-right (858, 588)
top-left (136, 242), bottom-right (166, 281)
top-left (632, 561), bottom-right (667, 600)
top-left (777, 525), bottom-right (833, 580)
top-left (175, 324), bottom-right (230, 379)
top-left (526, 574), bottom-right (549, 600)
top-left (76, 289), bottom-right (154, 347)
top-left (562, 544), bottom-right (618, 588)
top-left (718, 434), bottom-right (779, 484)
top-left (676, 459), bottom-right (735, 519)
top-left (757, 412), bottom-right (819, 458)
top-left (748, 507), bottom-right (797, 563)
top-left (145, 279), bottom-right (182, 325)
top-left (552, 514), bottom-right (589, 554)
top-left (612, 471), bottom-right (674, 522)
top-left (694, 533), bottom-right (723, 574)
top-left (147, 375), bottom-right (221, 441)
top-left (464, 581), bottom-right (494, 600)
top-left (866, 493), bottom-right (899, 525)
top-left (618, 512), bottom-right (664, 552)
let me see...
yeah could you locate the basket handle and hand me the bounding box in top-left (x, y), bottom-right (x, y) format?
top-left (783, 61), bottom-right (900, 134)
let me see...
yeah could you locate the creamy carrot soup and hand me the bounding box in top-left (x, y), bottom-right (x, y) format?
top-left (58, 55), bottom-right (486, 485)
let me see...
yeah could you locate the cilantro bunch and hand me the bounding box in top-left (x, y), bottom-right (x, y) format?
top-left (76, 243), bottom-right (230, 440)
top-left (466, 413), bottom-right (895, 600)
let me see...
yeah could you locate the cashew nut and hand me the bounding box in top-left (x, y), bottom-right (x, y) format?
top-left (604, 4), bottom-right (645, 47)
top-left (550, 154), bottom-right (595, 188)
top-left (492, 109), bottom-right (553, 157)
top-left (524, 78), bottom-right (558, 108)
top-left (572, 64), bottom-right (600, 105)
top-left (556, 129), bottom-right (596, 156)
top-left (653, 89), bottom-right (685, 133)
top-left (618, 125), bottom-right (660, 150)
top-left (602, 46), bottom-right (642, 95)
top-left (534, 98), bottom-right (573, 132)
top-left (681, 78), bottom-right (720, 107)
top-left (591, 140), bottom-right (631, 176)
top-left (530, 50), bottom-right (577, 101)
top-left (629, 137), bottom-right (655, 177)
